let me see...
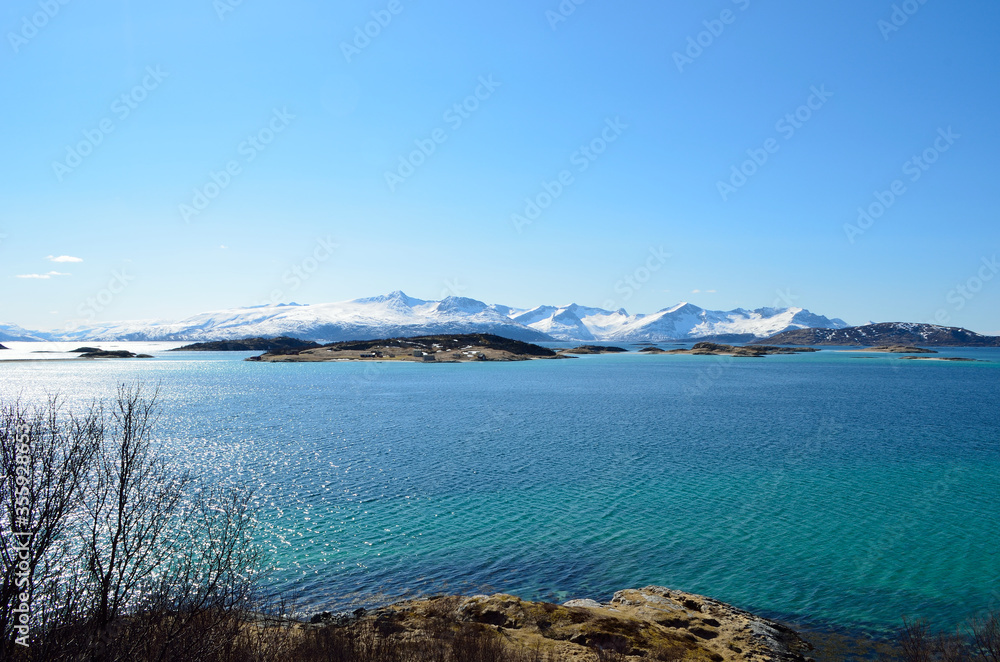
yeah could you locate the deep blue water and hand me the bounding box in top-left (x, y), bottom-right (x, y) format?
top-left (2, 346), bottom-right (998, 636)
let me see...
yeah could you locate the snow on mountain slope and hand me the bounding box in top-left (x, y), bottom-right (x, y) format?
top-left (518, 302), bottom-right (849, 342)
top-left (0, 323), bottom-right (53, 341)
top-left (50, 292), bottom-right (551, 343)
top-left (512, 304), bottom-right (633, 341)
top-left (9, 292), bottom-right (849, 343)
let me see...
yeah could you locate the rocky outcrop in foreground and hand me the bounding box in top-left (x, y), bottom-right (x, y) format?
top-left (306, 586), bottom-right (813, 662)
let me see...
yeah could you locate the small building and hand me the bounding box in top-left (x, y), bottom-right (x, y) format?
top-left (412, 350), bottom-right (423, 357)
top-left (422, 354), bottom-right (436, 361)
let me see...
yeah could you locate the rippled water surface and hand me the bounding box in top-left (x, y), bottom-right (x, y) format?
top-left (2, 345), bottom-right (998, 634)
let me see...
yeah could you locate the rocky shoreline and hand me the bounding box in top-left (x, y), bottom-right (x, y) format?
top-left (299, 586), bottom-right (815, 662)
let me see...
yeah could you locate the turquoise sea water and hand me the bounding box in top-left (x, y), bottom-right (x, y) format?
top-left (2, 346), bottom-right (998, 636)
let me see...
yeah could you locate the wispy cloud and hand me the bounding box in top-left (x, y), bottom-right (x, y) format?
top-left (47, 255), bottom-right (83, 263)
top-left (16, 271), bottom-right (70, 279)
top-left (691, 289), bottom-right (717, 294)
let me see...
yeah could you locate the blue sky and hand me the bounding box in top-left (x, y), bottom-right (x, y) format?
top-left (2, 0), bottom-right (999, 334)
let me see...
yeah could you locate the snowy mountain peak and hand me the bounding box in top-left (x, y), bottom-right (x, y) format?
top-left (352, 290), bottom-right (425, 307)
top-left (662, 302), bottom-right (699, 313)
top-left (432, 296), bottom-right (490, 315)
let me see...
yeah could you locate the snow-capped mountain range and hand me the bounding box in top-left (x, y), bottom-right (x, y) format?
top-left (0, 291), bottom-right (849, 343)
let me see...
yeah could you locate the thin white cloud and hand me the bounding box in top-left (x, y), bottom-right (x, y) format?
top-left (691, 289), bottom-right (717, 294)
top-left (47, 255), bottom-right (83, 263)
top-left (16, 271), bottom-right (70, 279)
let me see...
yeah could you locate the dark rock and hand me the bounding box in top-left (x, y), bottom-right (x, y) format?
top-left (561, 345), bottom-right (629, 355)
top-left (476, 609), bottom-right (510, 627)
top-left (78, 350), bottom-right (148, 359)
top-left (171, 336), bottom-right (321, 352)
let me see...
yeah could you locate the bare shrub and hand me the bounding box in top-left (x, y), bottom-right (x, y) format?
top-left (892, 612), bottom-right (1000, 662)
top-left (1, 383), bottom-right (262, 661)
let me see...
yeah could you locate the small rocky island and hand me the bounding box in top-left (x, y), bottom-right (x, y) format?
top-left (558, 345), bottom-right (629, 355)
top-left (71, 348), bottom-right (152, 359)
top-left (864, 345), bottom-right (937, 354)
top-left (304, 586), bottom-right (813, 662)
top-left (666, 342), bottom-right (820, 358)
top-left (247, 334), bottom-right (561, 363)
top-left (171, 336), bottom-right (321, 352)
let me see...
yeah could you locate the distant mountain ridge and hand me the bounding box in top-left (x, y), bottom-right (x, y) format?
top-left (0, 322), bottom-right (50, 342)
top-left (3, 290), bottom-right (850, 343)
top-left (756, 322), bottom-right (1000, 347)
